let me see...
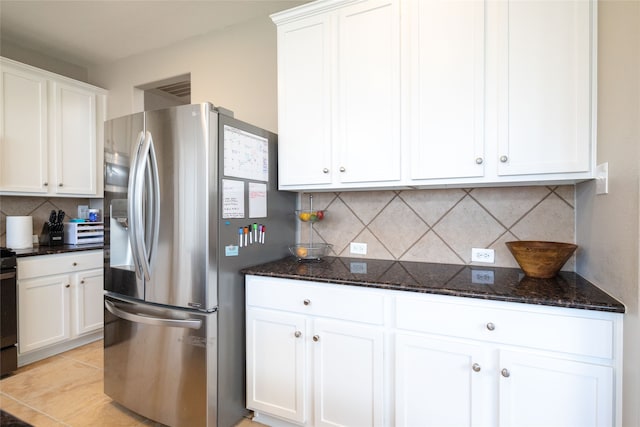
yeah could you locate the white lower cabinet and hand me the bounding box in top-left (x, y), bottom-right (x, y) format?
top-left (498, 350), bottom-right (613, 427)
top-left (17, 251), bottom-right (104, 361)
top-left (395, 333), bottom-right (493, 427)
top-left (17, 273), bottom-right (71, 353)
top-left (246, 276), bottom-right (386, 427)
top-left (395, 294), bottom-right (621, 427)
top-left (246, 276), bottom-right (622, 427)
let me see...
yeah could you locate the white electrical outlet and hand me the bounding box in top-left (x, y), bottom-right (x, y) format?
top-left (350, 242), bottom-right (367, 255)
top-left (471, 248), bottom-right (495, 263)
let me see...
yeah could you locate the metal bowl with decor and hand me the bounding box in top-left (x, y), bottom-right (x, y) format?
top-left (289, 243), bottom-right (333, 261)
top-left (505, 241), bottom-right (578, 279)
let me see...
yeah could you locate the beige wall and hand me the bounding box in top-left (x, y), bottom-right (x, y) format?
top-left (1, 39), bottom-right (88, 82)
top-left (88, 16), bottom-right (278, 132)
top-left (576, 1), bottom-right (640, 426)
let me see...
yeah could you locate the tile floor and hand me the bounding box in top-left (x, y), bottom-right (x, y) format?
top-left (0, 340), bottom-right (260, 427)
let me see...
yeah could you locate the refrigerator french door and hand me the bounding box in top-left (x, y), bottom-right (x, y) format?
top-left (103, 103), bottom-right (296, 427)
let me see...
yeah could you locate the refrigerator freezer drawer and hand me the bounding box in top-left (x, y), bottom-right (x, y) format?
top-left (103, 295), bottom-right (217, 427)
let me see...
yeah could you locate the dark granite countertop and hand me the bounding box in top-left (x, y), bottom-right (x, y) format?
top-left (242, 256), bottom-right (625, 313)
top-left (13, 244), bottom-right (104, 258)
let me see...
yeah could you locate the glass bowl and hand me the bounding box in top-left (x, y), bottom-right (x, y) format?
top-left (289, 243), bottom-right (332, 261)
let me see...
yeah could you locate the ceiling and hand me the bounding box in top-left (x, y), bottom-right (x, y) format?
top-left (0, 0), bottom-right (309, 68)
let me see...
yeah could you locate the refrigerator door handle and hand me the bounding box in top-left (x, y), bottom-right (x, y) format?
top-left (128, 131), bottom-right (146, 280)
top-left (129, 131), bottom-right (160, 283)
top-left (144, 131), bottom-right (161, 279)
top-left (105, 300), bottom-right (202, 330)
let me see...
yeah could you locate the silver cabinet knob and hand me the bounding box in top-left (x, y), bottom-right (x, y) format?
top-left (313, 335), bottom-right (320, 342)
top-left (43, 182), bottom-right (48, 186)
top-left (65, 284), bottom-right (70, 288)
top-left (501, 368), bottom-right (510, 378)
top-left (486, 322), bottom-right (495, 331)
top-left (339, 167), bottom-right (346, 172)
top-left (294, 331), bottom-right (302, 338)
top-left (472, 363), bottom-right (481, 372)
top-left (73, 262), bottom-right (78, 267)
top-left (59, 183), bottom-right (63, 187)
top-left (80, 280), bottom-right (85, 284)
top-left (303, 299), bottom-right (310, 306)
top-left (500, 155), bottom-right (508, 163)
top-left (322, 168), bottom-right (329, 174)
top-left (475, 157), bottom-right (483, 165)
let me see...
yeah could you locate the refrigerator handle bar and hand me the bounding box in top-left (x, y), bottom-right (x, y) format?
top-left (105, 300), bottom-right (202, 330)
top-left (128, 131), bottom-right (146, 280)
top-left (145, 131), bottom-right (161, 278)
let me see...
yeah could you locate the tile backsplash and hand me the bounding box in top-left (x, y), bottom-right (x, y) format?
top-left (0, 196), bottom-right (94, 247)
top-left (300, 185), bottom-right (576, 270)
top-left (2, 186), bottom-right (576, 271)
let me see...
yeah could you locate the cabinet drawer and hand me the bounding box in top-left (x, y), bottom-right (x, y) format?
top-left (395, 295), bottom-right (615, 359)
top-left (246, 276), bottom-right (385, 325)
top-left (18, 250), bottom-right (103, 279)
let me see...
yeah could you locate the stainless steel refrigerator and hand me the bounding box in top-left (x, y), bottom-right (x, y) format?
top-left (103, 103), bottom-right (296, 427)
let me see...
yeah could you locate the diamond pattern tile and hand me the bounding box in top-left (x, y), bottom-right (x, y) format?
top-left (0, 196), bottom-right (91, 246)
top-left (434, 195), bottom-right (506, 263)
top-left (469, 186), bottom-right (551, 228)
top-left (3, 183), bottom-right (576, 271)
top-left (303, 185), bottom-right (576, 269)
top-left (368, 196), bottom-right (428, 258)
top-left (399, 189), bottom-right (466, 226)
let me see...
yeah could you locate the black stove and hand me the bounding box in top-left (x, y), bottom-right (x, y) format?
top-left (1, 247), bottom-right (18, 376)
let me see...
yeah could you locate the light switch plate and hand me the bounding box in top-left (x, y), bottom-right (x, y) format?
top-left (596, 163), bottom-right (609, 195)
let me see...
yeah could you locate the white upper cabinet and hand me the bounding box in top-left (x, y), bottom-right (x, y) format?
top-left (273, 0), bottom-right (401, 190)
top-left (0, 61), bottom-right (49, 193)
top-left (52, 81), bottom-right (98, 195)
top-left (407, 0), bottom-right (486, 181)
top-left (0, 57), bottom-right (107, 197)
top-left (276, 12), bottom-right (332, 187)
top-left (494, 0), bottom-right (593, 177)
top-left (273, 0), bottom-right (596, 190)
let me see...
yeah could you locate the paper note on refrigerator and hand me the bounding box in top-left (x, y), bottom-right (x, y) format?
top-left (223, 125), bottom-right (269, 182)
top-left (222, 179), bottom-right (245, 218)
top-left (248, 182), bottom-right (267, 218)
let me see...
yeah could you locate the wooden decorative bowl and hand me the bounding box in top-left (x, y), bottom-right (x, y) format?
top-left (505, 241), bottom-right (578, 279)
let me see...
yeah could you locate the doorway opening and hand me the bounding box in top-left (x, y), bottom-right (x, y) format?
top-left (138, 74), bottom-right (191, 110)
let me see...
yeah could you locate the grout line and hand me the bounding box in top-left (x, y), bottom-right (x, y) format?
top-left (0, 391), bottom-right (70, 426)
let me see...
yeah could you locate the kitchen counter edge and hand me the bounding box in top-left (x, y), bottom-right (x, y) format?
top-left (242, 256), bottom-right (625, 314)
top-left (13, 244), bottom-right (104, 258)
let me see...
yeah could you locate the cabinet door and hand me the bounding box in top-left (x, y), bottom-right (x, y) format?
top-left (408, 0), bottom-right (486, 180)
top-left (395, 333), bottom-right (493, 427)
top-left (52, 81), bottom-right (97, 195)
top-left (496, 0), bottom-right (593, 176)
top-left (73, 268), bottom-right (104, 336)
top-left (276, 13), bottom-right (333, 187)
top-left (498, 350), bottom-right (613, 427)
top-left (18, 274), bottom-right (71, 354)
top-left (313, 318), bottom-right (385, 427)
top-left (246, 308), bottom-right (307, 424)
top-left (336, 0), bottom-right (401, 185)
top-left (0, 62), bottom-right (49, 193)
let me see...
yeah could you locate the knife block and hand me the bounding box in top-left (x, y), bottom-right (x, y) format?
top-left (41, 223), bottom-right (64, 246)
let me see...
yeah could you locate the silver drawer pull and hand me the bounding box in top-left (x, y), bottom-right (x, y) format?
top-left (501, 368), bottom-right (510, 378)
top-left (472, 363), bottom-right (481, 372)
top-left (303, 299), bottom-right (311, 306)
top-left (294, 331), bottom-right (302, 338)
top-left (313, 335), bottom-right (320, 342)
top-left (486, 322), bottom-right (495, 331)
